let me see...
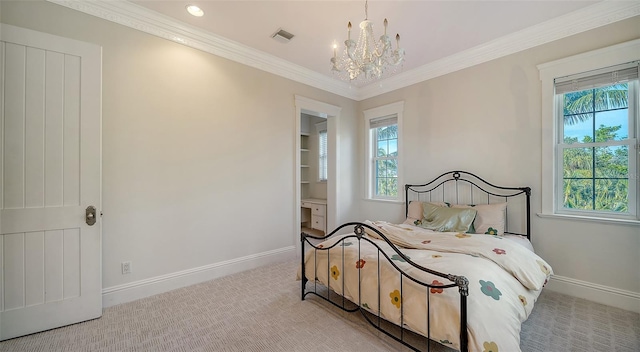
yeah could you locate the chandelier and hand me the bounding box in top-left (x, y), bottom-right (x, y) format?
top-left (330, 0), bottom-right (405, 82)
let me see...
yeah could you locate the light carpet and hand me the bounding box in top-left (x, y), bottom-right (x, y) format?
top-left (1, 259), bottom-right (638, 352)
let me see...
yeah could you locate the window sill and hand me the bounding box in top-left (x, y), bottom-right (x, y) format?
top-left (536, 212), bottom-right (640, 226)
top-left (363, 198), bottom-right (404, 205)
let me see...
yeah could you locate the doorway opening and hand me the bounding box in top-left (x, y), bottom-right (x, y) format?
top-left (300, 113), bottom-right (327, 237)
top-left (294, 96), bottom-right (341, 258)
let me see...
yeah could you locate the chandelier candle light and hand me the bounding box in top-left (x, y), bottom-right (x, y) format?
top-left (331, 0), bottom-right (405, 82)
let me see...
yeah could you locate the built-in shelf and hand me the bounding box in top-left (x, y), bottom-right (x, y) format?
top-left (300, 133), bottom-right (310, 199)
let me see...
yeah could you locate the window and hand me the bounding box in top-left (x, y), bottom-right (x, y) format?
top-left (371, 117), bottom-right (398, 197)
top-left (364, 102), bottom-right (404, 201)
top-left (539, 41), bottom-right (639, 223)
top-left (318, 129), bottom-right (327, 181)
top-left (557, 67), bottom-right (638, 217)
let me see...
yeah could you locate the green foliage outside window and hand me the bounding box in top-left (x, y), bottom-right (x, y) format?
top-left (375, 125), bottom-right (398, 197)
top-left (562, 84), bottom-right (630, 213)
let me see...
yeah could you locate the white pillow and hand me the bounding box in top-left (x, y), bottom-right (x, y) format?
top-left (451, 202), bottom-right (507, 235)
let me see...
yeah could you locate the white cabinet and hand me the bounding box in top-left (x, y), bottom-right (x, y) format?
top-left (301, 199), bottom-right (326, 234)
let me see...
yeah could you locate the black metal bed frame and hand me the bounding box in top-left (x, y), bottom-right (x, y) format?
top-left (300, 171), bottom-right (532, 352)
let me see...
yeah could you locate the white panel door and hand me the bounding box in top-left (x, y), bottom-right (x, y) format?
top-left (0, 24), bottom-right (102, 341)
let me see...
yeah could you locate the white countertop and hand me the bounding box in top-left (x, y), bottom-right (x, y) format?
top-left (301, 198), bottom-right (327, 205)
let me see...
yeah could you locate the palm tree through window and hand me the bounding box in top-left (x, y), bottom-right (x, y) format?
top-left (560, 83), bottom-right (635, 213)
top-left (373, 124), bottom-right (398, 197)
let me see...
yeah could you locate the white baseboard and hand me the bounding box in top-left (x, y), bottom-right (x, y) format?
top-left (102, 246), bottom-right (296, 308)
top-left (546, 275), bottom-right (640, 313)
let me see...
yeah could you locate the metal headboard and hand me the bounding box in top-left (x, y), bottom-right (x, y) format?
top-left (405, 171), bottom-right (531, 239)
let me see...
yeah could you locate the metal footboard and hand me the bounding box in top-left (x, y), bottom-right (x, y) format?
top-left (301, 222), bottom-right (469, 352)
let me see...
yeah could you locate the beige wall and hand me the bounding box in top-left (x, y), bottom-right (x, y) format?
top-left (0, 1), bottom-right (359, 292)
top-left (358, 17), bottom-right (640, 298)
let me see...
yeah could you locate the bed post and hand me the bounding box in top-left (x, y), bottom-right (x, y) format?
top-left (449, 274), bottom-right (469, 352)
top-left (300, 232), bottom-right (308, 301)
top-left (404, 184), bottom-right (410, 218)
top-left (460, 294), bottom-right (468, 352)
top-left (524, 187), bottom-right (531, 241)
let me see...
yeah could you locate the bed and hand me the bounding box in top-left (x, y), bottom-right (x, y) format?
top-left (298, 171), bottom-right (553, 352)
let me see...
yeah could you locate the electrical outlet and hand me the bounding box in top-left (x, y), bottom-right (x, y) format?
top-left (121, 261), bottom-right (132, 274)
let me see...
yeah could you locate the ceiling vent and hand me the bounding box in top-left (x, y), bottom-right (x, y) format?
top-left (271, 28), bottom-right (294, 43)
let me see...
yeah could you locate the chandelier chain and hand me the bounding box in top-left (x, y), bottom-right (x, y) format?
top-left (365, 0), bottom-right (368, 20)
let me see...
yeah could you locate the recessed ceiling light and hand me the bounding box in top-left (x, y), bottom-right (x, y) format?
top-left (186, 5), bottom-right (204, 17)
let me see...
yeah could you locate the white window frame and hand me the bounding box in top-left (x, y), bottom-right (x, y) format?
top-left (316, 121), bottom-right (328, 182)
top-left (555, 80), bottom-right (637, 220)
top-left (364, 101), bottom-right (404, 202)
top-left (538, 39), bottom-right (640, 224)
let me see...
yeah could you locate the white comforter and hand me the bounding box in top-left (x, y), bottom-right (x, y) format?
top-left (301, 221), bottom-right (553, 352)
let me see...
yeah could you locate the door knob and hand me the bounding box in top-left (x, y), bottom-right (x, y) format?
top-left (86, 206), bottom-right (97, 226)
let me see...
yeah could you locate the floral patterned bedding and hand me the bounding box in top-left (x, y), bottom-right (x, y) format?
top-left (301, 221), bottom-right (553, 352)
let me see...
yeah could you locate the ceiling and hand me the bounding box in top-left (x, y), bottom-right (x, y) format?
top-left (131, 0), bottom-right (597, 81)
top-left (49, 0), bottom-right (638, 99)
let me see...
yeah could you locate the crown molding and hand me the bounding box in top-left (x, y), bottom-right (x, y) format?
top-left (48, 1), bottom-right (639, 102)
top-left (46, 0), bottom-right (359, 100)
top-left (356, 1), bottom-right (640, 100)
